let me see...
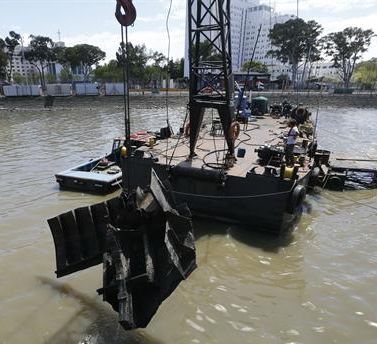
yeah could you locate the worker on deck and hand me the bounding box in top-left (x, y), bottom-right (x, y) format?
top-left (285, 119), bottom-right (299, 166)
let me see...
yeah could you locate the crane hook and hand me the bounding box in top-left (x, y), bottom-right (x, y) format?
top-left (115, 0), bottom-right (137, 27)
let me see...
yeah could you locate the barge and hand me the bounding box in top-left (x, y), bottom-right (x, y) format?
top-left (123, 115), bottom-right (317, 234)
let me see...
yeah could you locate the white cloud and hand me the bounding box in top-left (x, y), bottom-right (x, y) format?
top-left (318, 13), bottom-right (377, 60)
top-left (64, 27), bottom-right (186, 64)
top-left (264, 0), bottom-right (377, 14)
top-left (261, 0), bottom-right (377, 60)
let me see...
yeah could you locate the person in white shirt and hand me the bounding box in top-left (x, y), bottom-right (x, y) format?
top-left (285, 119), bottom-right (299, 166)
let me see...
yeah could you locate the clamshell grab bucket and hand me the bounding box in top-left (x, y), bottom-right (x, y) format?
top-left (47, 170), bottom-right (197, 329)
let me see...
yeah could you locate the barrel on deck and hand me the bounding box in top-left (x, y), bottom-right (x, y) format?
top-left (251, 96), bottom-right (268, 114)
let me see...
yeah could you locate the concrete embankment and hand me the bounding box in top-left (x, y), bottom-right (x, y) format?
top-left (1, 91), bottom-right (377, 111)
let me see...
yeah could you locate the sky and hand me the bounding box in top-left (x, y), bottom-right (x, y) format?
top-left (1, 0), bottom-right (376, 64)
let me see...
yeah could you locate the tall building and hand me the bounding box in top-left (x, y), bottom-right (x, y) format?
top-left (234, 1), bottom-right (294, 73)
top-left (185, 0), bottom-right (336, 81)
top-left (5, 44), bottom-right (62, 83)
top-left (4, 41), bottom-right (86, 83)
top-left (7, 45), bottom-right (36, 80)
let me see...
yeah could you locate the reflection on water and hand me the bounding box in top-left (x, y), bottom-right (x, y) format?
top-left (0, 102), bottom-right (376, 343)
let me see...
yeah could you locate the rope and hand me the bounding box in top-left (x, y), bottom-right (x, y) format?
top-left (168, 106), bottom-right (189, 166)
top-left (165, 0), bottom-right (173, 166)
top-left (168, 189), bottom-right (292, 200)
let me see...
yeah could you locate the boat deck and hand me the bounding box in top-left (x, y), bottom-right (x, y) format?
top-left (139, 115), bottom-right (313, 178)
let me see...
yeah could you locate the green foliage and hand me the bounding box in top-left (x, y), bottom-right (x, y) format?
top-left (190, 40), bottom-right (222, 62)
top-left (268, 18), bottom-right (322, 85)
top-left (117, 43), bottom-right (149, 84)
top-left (168, 58), bottom-right (184, 80)
top-left (197, 40), bottom-right (213, 61)
top-left (29, 72), bottom-right (40, 84)
top-left (150, 51), bottom-right (166, 68)
top-left (46, 73), bottom-right (57, 84)
top-left (276, 74), bottom-right (290, 89)
top-left (65, 44), bottom-right (106, 80)
top-left (12, 72), bottom-right (26, 84)
top-left (54, 46), bottom-right (69, 67)
top-left (321, 27), bottom-right (375, 88)
top-left (4, 31), bottom-right (21, 82)
top-left (24, 35), bottom-right (55, 90)
top-left (353, 58), bottom-right (377, 89)
top-left (0, 38), bottom-right (8, 80)
top-left (59, 67), bottom-right (73, 83)
top-left (242, 61), bottom-right (268, 73)
top-left (94, 60), bottom-right (123, 82)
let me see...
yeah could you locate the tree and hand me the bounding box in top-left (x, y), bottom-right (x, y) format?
top-left (168, 58), bottom-right (184, 80)
top-left (322, 27), bottom-right (375, 88)
top-left (0, 38), bottom-right (8, 80)
top-left (13, 72), bottom-right (26, 84)
top-left (241, 61), bottom-right (268, 73)
top-left (117, 42), bottom-right (149, 86)
top-left (150, 51), bottom-right (166, 68)
top-left (268, 19), bottom-right (323, 87)
top-left (353, 58), bottom-right (377, 91)
top-left (4, 31), bottom-right (21, 82)
top-left (54, 46), bottom-right (68, 66)
top-left (276, 74), bottom-right (290, 90)
top-left (66, 44), bottom-right (106, 81)
top-left (46, 73), bottom-right (57, 84)
top-left (59, 67), bottom-right (73, 83)
top-left (94, 60), bottom-right (123, 82)
top-left (24, 35), bottom-right (55, 90)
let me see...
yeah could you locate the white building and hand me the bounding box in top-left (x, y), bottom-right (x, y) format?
top-left (4, 41), bottom-right (85, 83)
top-left (7, 45), bottom-right (36, 80)
top-left (185, 0), bottom-right (337, 81)
top-left (232, 0), bottom-right (295, 74)
top-left (308, 61), bottom-right (339, 81)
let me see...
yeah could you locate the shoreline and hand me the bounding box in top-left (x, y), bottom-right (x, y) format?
top-left (1, 91), bottom-right (377, 111)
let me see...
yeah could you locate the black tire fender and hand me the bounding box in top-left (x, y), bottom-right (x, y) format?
top-left (326, 176), bottom-right (344, 191)
top-left (287, 184), bottom-right (306, 214)
top-left (309, 167), bottom-right (321, 186)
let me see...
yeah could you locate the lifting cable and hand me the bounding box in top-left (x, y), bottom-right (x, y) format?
top-left (120, 24), bottom-right (132, 192)
top-left (165, 0), bottom-right (173, 166)
top-left (116, 0), bottom-right (137, 193)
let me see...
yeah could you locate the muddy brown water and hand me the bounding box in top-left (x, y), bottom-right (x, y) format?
top-left (0, 99), bottom-right (376, 344)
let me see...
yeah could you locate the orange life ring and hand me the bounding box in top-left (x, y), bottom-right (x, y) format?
top-left (184, 122), bottom-right (190, 138)
top-left (229, 121), bottom-right (240, 141)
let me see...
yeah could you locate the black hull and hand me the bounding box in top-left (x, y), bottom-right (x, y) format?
top-left (55, 151), bottom-right (122, 194)
top-left (122, 157), bottom-right (311, 234)
top-left (57, 179), bottom-right (121, 195)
